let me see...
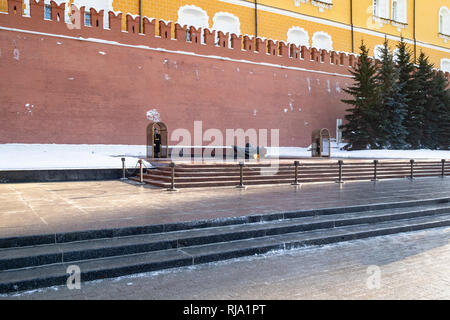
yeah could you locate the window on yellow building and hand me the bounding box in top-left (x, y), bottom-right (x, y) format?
top-left (373, 0), bottom-right (389, 20)
top-left (392, 0), bottom-right (407, 23)
top-left (439, 7), bottom-right (450, 35)
top-left (373, 0), bottom-right (406, 23)
top-left (392, 1), bottom-right (398, 21)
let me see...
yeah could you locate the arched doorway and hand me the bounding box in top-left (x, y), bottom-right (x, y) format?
top-left (147, 122), bottom-right (168, 159)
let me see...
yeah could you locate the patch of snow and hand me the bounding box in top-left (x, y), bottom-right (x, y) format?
top-left (265, 144), bottom-right (450, 160)
top-left (13, 48), bottom-right (19, 60)
top-left (306, 77), bottom-right (311, 92)
top-left (70, 0), bottom-right (114, 28)
top-left (146, 109), bottom-right (161, 122)
top-left (0, 144), bottom-right (152, 170)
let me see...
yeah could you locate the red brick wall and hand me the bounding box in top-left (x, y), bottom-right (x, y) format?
top-left (0, 0), bottom-right (362, 147)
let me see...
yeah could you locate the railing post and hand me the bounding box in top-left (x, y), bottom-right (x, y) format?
top-left (371, 160), bottom-right (378, 182)
top-left (137, 159), bottom-right (145, 185)
top-left (236, 161), bottom-right (246, 189)
top-left (167, 162), bottom-right (178, 191)
top-left (410, 159), bottom-right (414, 180)
top-left (120, 157), bottom-right (127, 180)
top-left (336, 160), bottom-right (344, 184)
top-left (442, 159), bottom-right (446, 178)
top-left (292, 161), bottom-right (300, 186)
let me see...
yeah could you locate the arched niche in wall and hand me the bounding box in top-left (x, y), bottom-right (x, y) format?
top-left (439, 6), bottom-right (450, 35)
top-left (373, 44), bottom-right (384, 60)
top-left (373, 45), bottom-right (400, 61)
top-left (287, 27), bottom-right (309, 47)
top-left (311, 31), bottom-right (333, 51)
top-left (212, 12), bottom-right (241, 45)
top-left (441, 59), bottom-right (450, 73)
top-left (177, 5), bottom-right (209, 29)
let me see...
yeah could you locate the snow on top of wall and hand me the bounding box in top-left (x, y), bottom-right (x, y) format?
top-left (69, 0), bottom-right (113, 11)
top-left (71, 0), bottom-right (114, 28)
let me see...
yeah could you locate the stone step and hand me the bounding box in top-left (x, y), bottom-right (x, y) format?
top-left (147, 168), bottom-right (446, 180)
top-left (140, 161), bottom-right (449, 188)
top-left (3, 196), bottom-right (444, 249)
top-left (133, 172), bottom-right (447, 188)
top-left (0, 202), bottom-right (448, 271)
top-left (1, 211), bottom-right (450, 294)
top-left (164, 161), bottom-right (446, 169)
top-left (156, 164), bottom-right (448, 172)
top-left (152, 167), bottom-right (448, 177)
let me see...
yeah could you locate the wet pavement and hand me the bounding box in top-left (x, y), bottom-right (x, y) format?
top-left (1, 177), bottom-right (449, 238)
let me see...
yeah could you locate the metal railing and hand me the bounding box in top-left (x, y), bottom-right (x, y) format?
top-left (128, 158), bottom-right (448, 189)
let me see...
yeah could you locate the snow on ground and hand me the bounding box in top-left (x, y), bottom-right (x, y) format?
top-left (0, 144), bottom-right (151, 170)
top-left (0, 143), bottom-right (449, 170)
top-left (266, 144), bottom-right (450, 160)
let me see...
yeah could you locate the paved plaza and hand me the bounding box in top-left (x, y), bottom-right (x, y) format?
top-left (1, 177), bottom-right (450, 239)
top-left (0, 177), bottom-right (449, 300)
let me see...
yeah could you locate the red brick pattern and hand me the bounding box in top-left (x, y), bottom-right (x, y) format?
top-left (2, 1), bottom-right (447, 146)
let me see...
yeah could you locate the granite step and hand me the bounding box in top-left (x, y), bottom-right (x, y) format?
top-left (1, 211), bottom-right (450, 294)
top-left (0, 202), bottom-right (449, 271)
top-left (132, 173), bottom-right (447, 188)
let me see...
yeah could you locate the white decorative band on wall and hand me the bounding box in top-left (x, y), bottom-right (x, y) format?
top-left (0, 26), bottom-right (354, 79)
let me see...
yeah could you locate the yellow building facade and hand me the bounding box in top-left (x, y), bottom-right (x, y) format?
top-left (2, 0), bottom-right (449, 70)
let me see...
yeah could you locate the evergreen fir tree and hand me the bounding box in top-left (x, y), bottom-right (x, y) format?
top-left (429, 70), bottom-right (450, 150)
top-left (375, 38), bottom-right (408, 149)
top-left (395, 37), bottom-right (417, 148)
top-left (407, 53), bottom-right (435, 149)
top-left (340, 42), bottom-right (380, 150)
